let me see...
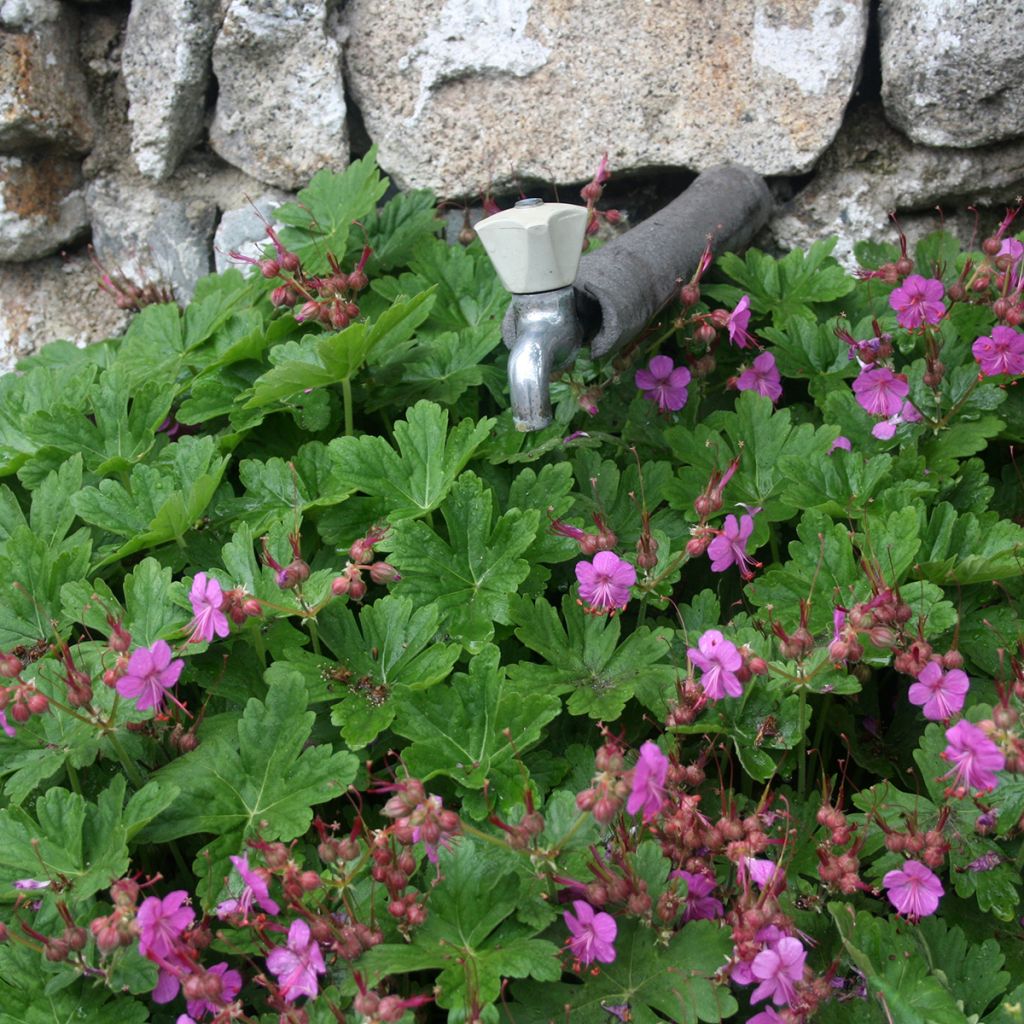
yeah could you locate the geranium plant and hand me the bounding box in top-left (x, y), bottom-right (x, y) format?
top-left (0, 150), bottom-right (1022, 1024)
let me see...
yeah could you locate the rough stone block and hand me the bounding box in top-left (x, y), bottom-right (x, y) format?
top-left (0, 151), bottom-right (88, 260)
top-left (880, 0), bottom-right (1024, 148)
top-left (121, 0), bottom-right (219, 180)
top-left (340, 0), bottom-right (869, 197)
top-left (209, 0), bottom-right (348, 190)
top-left (0, 6), bottom-right (93, 152)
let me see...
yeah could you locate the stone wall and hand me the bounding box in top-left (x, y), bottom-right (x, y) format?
top-left (2, 0), bottom-right (1023, 369)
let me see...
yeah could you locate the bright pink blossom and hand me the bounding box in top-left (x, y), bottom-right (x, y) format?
top-left (735, 352), bottom-right (782, 402)
top-left (727, 295), bottom-right (756, 348)
top-left (688, 629), bottom-right (743, 700)
top-left (187, 572), bottom-right (230, 644)
top-left (0, 710), bottom-right (14, 738)
top-left (116, 640), bottom-right (184, 712)
top-left (973, 326), bottom-right (1024, 377)
top-left (626, 741), bottom-right (669, 820)
top-left (942, 719), bottom-right (1005, 793)
top-left (137, 890), bottom-right (194, 959)
top-left (186, 962), bottom-right (242, 1019)
top-left (743, 857), bottom-right (784, 892)
top-left (883, 859), bottom-right (943, 919)
top-left (563, 900), bottom-right (617, 965)
top-left (266, 919), bottom-right (326, 1003)
top-left (751, 936), bottom-right (806, 1006)
top-left (852, 367), bottom-right (909, 417)
top-left (635, 355), bottom-right (691, 412)
top-left (889, 275), bottom-right (945, 329)
top-left (748, 1010), bottom-right (785, 1024)
top-left (707, 513), bottom-right (759, 578)
top-left (908, 662), bottom-right (969, 720)
top-left (217, 854), bottom-right (280, 919)
top-left (671, 870), bottom-right (724, 922)
top-left (828, 436), bottom-right (851, 453)
top-left (575, 551), bottom-right (636, 615)
top-left (871, 399), bottom-right (922, 440)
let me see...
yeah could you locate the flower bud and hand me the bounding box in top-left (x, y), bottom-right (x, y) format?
top-left (0, 653), bottom-right (22, 678)
top-left (369, 561), bottom-right (401, 585)
top-left (895, 256), bottom-right (914, 276)
top-left (260, 258), bottom-right (280, 279)
top-left (941, 649), bottom-right (964, 670)
top-left (270, 285), bottom-right (293, 307)
top-left (694, 322), bottom-right (717, 347)
top-left (331, 575), bottom-right (350, 596)
top-left (592, 795), bottom-right (620, 825)
top-left (348, 578), bottom-right (367, 602)
top-left (279, 251), bottom-right (301, 274)
top-left (348, 270), bottom-right (368, 292)
top-left (982, 236), bottom-right (1002, 256)
top-left (26, 691), bottom-right (48, 715)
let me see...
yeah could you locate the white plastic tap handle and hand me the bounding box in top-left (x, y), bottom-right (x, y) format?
top-left (475, 199), bottom-right (588, 294)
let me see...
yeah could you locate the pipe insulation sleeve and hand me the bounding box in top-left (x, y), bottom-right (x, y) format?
top-left (573, 164), bottom-right (773, 359)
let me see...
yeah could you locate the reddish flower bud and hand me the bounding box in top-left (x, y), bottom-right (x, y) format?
top-left (369, 561), bottom-right (401, 585)
top-left (26, 691), bottom-right (48, 715)
top-left (279, 251), bottom-right (301, 274)
top-left (0, 653), bottom-right (22, 678)
top-left (260, 259), bottom-right (280, 279)
top-left (679, 282), bottom-right (700, 307)
top-left (348, 578), bottom-right (367, 601)
top-left (270, 284), bottom-right (293, 307)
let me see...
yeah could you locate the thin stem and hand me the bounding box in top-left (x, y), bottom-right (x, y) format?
top-left (65, 761), bottom-right (82, 796)
top-left (104, 730), bottom-right (146, 789)
top-left (797, 685), bottom-right (808, 799)
top-left (342, 377), bottom-right (354, 437)
top-left (307, 618), bottom-right (321, 658)
top-left (252, 622), bottom-right (267, 669)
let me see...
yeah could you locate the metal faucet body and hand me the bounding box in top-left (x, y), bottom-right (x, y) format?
top-left (493, 165), bottom-right (774, 431)
top-left (505, 286), bottom-right (582, 432)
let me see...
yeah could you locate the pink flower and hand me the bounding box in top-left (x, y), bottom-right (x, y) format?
top-left (942, 719), bottom-right (1005, 793)
top-left (973, 326), bottom-right (1024, 377)
top-left (217, 854), bottom-right (280, 919)
top-left (889, 275), bottom-right (945, 329)
top-left (908, 662), bottom-right (969, 720)
top-left (186, 961), bottom-right (242, 1019)
top-left (743, 857), bottom-right (784, 892)
top-left (749, 1010), bottom-right (785, 1024)
top-left (751, 936), bottom-right (806, 1006)
top-left (852, 367), bottom-right (909, 417)
top-left (635, 355), bottom-right (691, 412)
top-left (688, 629), bottom-right (743, 700)
top-left (735, 352), bottom-right (782, 402)
top-left (626, 741), bottom-right (669, 820)
top-left (563, 901), bottom-right (617, 965)
top-left (671, 870), bottom-right (724, 922)
top-left (871, 399), bottom-right (922, 440)
top-left (707, 513), bottom-right (759, 579)
top-left (187, 572), bottom-right (230, 644)
top-left (410, 794), bottom-right (457, 863)
top-left (0, 710), bottom-right (14, 738)
top-left (575, 551), bottom-right (636, 615)
top-left (137, 890), bottom-right (195, 959)
top-left (116, 640), bottom-right (184, 712)
top-left (883, 859), bottom-right (943, 919)
top-left (266, 919), bottom-right (326, 1003)
top-left (727, 295), bottom-right (756, 348)
top-left (828, 436), bottom-right (851, 453)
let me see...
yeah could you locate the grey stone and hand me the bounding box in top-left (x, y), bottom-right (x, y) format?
top-left (0, 8), bottom-right (94, 152)
top-left (213, 190), bottom-right (291, 273)
top-left (0, 152), bottom-right (88, 260)
top-left (880, 0), bottom-right (1024, 148)
top-left (0, 0), bottom-right (61, 29)
top-left (0, 249), bottom-right (132, 374)
top-left (769, 105), bottom-right (1024, 268)
top-left (86, 156), bottom-right (267, 301)
top-left (340, 0), bottom-right (869, 197)
top-left (209, 0), bottom-right (348, 190)
top-left (121, 0), bottom-right (219, 180)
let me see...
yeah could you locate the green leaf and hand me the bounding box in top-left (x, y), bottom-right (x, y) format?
top-left (361, 840), bottom-right (560, 1013)
top-left (389, 471), bottom-right (538, 645)
top-left (327, 401), bottom-right (493, 521)
top-left (139, 674), bottom-right (358, 900)
top-left (509, 595), bottom-right (676, 719)
top-left (365, 188), bottom-right (442, 272)
top-left (275, 148), bottom-right (391, 265)
top-left (0, 943), bottom-right (148, 1024)
top-left (917, 504), bottom-right (1024, 584)
top-left (122, 557), bottom-right (186, 645)
top-left (0, 776), bottom-right (175, 904)
top-left (709, 238), bottom-right (855, 326)
top-left (828, 904), bottom-right (969, 1024)
top-left (311, 595), bottom-right (459, 748)
top-left (72, 434), bottom-right (229, 566)
top-left (510, 919), bottom-right (737, 1024)
top-left (0, 525), bottom-right (91, 646)
top-left (393, 645), bottom-right (560, 805)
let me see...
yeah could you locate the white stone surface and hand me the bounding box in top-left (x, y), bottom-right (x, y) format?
top-left (121, 0), bottom-right (219, 180)
top-left (0, 153), bottom-right (88, 260)
top-left (0, 10), bottom-right (93, 152)
top-left (770, 106), bottom-right (1024, 268)
top-left (209, 0), bottom-right (348, 190)
top-left (340, 0), bottom-right (870, 197)
top-left (880, 0), bottom-right (1024, 148)
top-left (213, 191), bottom-right (290, 274)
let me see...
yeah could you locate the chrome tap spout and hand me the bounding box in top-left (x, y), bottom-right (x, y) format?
top-left (505, 286), bottom-right (582, 431)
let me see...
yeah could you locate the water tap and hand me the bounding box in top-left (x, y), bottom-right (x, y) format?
top-left (476, 166), bottom-right (774, 432)
top-left (475, 198), bottom-right (589, 431)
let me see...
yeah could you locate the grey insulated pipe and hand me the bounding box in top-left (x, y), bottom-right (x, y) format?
top-left (574, 164), bottom-right (773, 358)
